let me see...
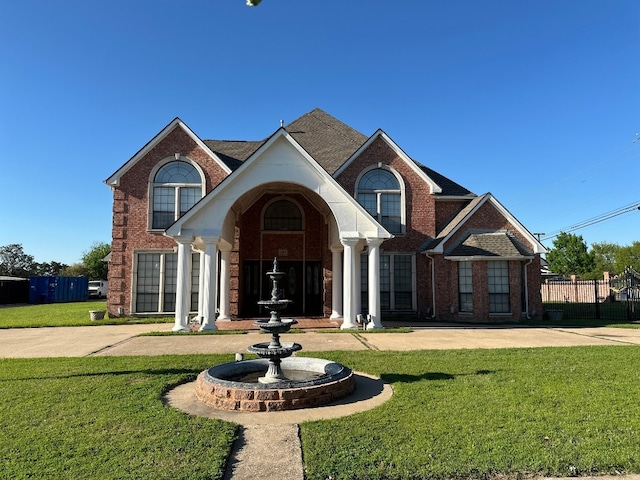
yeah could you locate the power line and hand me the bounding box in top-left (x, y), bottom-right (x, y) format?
top-left (542, 201), bottom-right (640, 241)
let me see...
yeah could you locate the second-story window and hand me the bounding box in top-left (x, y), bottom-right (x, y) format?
top-left (356, 168), bottom-right (403, 234)
top-left (152, 161), bottom-right (202, 229)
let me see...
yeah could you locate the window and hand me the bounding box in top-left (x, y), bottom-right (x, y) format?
top-left (361, 253), bottom-right (415, 312)
top-left (488, 260), bottom-right (510, 313)
top-left (263, 199), bottom-right (303, 231)
top-left (458, 261), bottom-right (473, 313)
top-left (135, 251), bottom-right (200, 313)
top-left (151, 161), bottom-right (202, 229)
top-left (357, 168), bottom-right (403, 234)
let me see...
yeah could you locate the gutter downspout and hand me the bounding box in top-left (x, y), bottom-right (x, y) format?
top-left (524, 258), bottom-right (533, 320)
top-left (424, 252), bottom-right (436, 319)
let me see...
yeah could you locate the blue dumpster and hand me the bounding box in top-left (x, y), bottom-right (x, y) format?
top-left (29, 276), bottom-right (89, 303)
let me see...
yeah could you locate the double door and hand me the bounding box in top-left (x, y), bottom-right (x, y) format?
top-left (242, 260), bottom-right (322, 317)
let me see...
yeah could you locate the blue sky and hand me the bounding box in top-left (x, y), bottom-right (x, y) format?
top-left (1, 1), bottom-right (638, 265)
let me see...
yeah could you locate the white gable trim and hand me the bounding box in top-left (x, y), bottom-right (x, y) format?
top-left (333, 129), bottom-right (443, 194)
top-left (428, 193), bottom-right (546, 255)
top-left (105, 118), bottom-right (231, 187)
top-left (165, 128), bottom-right (392, 242)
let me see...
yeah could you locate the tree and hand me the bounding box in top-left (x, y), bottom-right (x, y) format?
top-left (614, 241), bottom-right (640, 273)
top-left (545, 232), bottom-right (595, 277)
top-left (81, 242), bottom-right (110, 280)
top-left (34, 261), bottom-right (70, 276)
top-left (61, 263), bottom-right (89, 277)
top-left (585, 241), bottom-right (621, 279)
top-left (0, 244), bottom-right (36, 277)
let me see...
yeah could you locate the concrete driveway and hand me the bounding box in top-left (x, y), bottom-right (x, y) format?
top-left (1, 324), bottom-right (639, 358)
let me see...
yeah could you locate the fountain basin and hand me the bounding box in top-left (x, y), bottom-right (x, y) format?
top-left (195, 357), bottom-right (356, 412)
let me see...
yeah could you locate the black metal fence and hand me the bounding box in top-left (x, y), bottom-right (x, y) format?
top-left (541, 267), bottom-right (640, 322)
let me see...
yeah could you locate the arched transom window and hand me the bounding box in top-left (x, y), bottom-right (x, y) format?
top-left (263, 199), bottom-right (303, 231)
top-left (152, 161), bottom-right (203, 229)
top-left (357, 168), bottom-right (403, 233)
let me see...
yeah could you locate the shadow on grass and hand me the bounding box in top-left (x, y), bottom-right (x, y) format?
top-left (381, 369), bottom-right (496, 383)
top-left (0, 367), bottom-right (202, 382)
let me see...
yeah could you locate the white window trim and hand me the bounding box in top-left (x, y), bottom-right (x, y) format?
top-left (354, 165), bottom-right (406, 235)
top-left (147, 157), bottom-right (206, 232)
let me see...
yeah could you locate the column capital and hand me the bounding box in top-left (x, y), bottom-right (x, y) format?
top-left (330, 245), bottom-right (344, 254)
top-left (340, 237), bottom-right (360, 248)
top-left (173, 234), bottom-right (194, 245)
top-left (366, 237), bottom-right (385, 248)
top-left (199, 235), bottom-right (220, 245)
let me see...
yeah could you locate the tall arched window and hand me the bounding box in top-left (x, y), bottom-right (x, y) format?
top-left (263, 199), bottom-right (303, 231)
top-left (152, 161), bottom-right (203, 229)
top-left (356, 168), bottom-right (403, 233)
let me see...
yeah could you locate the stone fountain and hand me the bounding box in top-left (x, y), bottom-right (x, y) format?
top-left (195, 258), bottom-right (355, 412)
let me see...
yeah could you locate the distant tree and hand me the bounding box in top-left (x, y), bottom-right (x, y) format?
top-left (614, 241), bottom-right (640, 273)
top-left (546, 232), bottom-right (595, 277)
top-left (584, 241), bottom-right (621, 279)
top-left (34, 261), bottom-right (70, 276)
top-left (61, 263), bottom-right (89, 277)
top-left (81, 242), bottom-right (110, 280)
top-left (0, 244), bottom-right (36, 277)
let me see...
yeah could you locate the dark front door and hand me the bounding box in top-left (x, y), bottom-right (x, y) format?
top-left (241, 260), bottom-right (322, 317)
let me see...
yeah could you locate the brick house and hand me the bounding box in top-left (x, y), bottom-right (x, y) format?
top-left (105, 108), bottom-right (545, 331)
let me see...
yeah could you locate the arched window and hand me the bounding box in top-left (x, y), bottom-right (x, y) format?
top-left (151, 161), bottom-right (203, 229)
top-left (356, 168), bottom-right (403, 233)
top-left (263, 199), bottom-right (302, 231)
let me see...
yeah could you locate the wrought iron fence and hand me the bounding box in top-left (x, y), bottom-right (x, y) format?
top-left (541, 267), bottom-right (640, 321)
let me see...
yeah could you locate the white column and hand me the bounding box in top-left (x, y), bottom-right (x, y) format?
top-left (172, 236), bottom-right (192, 332)
top-left (199, 237), bottom-right (219, 331)
top-left (367, 238), bottom-right (384, 329)
top-left (197, 250), bottom-right (205, 324)
top-left (217, 246), bottom-right (232, 321)
top-left (330, 246), bottom-right (343, 319)
top-left (354, 242), bottom-right (364, 318)
top-left (340, 238), bottom-right (359, 329)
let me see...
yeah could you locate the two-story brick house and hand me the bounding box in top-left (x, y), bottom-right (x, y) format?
top-left (105, 108), bottom-right (545, 331)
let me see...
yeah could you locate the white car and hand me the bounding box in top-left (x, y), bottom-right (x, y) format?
top-left (88, 280), bottom-right (108, 299)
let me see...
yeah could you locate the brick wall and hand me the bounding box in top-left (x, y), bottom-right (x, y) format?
top-left (107, 126), bottom-right (229, 317)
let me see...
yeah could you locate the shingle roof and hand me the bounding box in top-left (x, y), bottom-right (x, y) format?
top-left (203, 140), bottom-right (264, 171)
top-left (418, 165), bottom-right (475, 197)
top-left (446, 231), bottom-right (534, 258)
top-left (202, 108), bottom-right (473, 198)
top-left (284, 108), bottom-right (368, 174)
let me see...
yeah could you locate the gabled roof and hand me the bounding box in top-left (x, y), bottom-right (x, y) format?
top-left (334, 129), bottom-right (444, 194)
top-left (203, 140), bottom-right (263, 170)
top-left (445, 231), bottom-right (534, 259)
top-left (423, 193), bottom-right (546, 255)
top-left (105, 118), bottom-right (232, 187)
top-left (419, 165), bottom-right (475, 197)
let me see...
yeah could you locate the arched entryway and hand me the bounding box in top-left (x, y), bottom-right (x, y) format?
top-left (237, 192), bottom-right (328, 317)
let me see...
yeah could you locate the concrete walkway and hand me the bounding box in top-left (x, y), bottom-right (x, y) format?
top-left (2, 322), bottom-right (640, 480)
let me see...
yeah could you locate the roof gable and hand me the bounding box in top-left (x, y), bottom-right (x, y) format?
top-left (445, 231), bottom-right (534, 259)
top-left (424, 193), bottom-right (546, 255)
top-left (105, 118), bottom-right (231, 187)
top-left (334, 129), bottom-right (444, 194)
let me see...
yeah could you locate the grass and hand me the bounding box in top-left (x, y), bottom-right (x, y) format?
top-left (300, 346), bottom-right (640, 480)
top-left (2, 348), bottom-right (640, 479)
top-left (0, 302), bottom-right (173, 328)
top-left (0, 354), bottom-right (237, 479)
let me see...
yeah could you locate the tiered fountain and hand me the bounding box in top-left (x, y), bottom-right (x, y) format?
top-left (195, 258), bottom-right (355, 412)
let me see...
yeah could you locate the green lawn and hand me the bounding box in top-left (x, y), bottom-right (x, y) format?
top-left (2, 347), bottom-right (640, 479)
top-left (0, 301), bottom-right (173, 328)
top-left (0, 354), bottom-right (237, 480)
top-left (300, 347), bottom-right (640, 480)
